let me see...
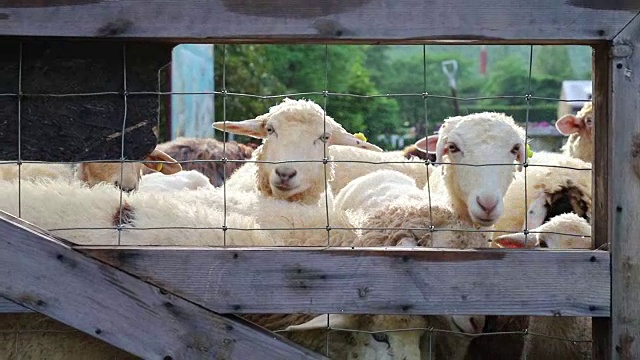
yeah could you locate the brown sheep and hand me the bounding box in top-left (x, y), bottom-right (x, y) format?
top-left (144, 137), bottom-right (255, 187)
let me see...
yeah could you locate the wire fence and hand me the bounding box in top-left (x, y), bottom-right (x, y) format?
top-left (0, 42), bottom-right (599, 360)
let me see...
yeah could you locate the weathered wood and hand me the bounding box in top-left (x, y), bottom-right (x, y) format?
top-left (0, 40), bottom-right (171, 162)
top-left (610, 15), bottom-right (640, 360)
top-left (0, 297), bottom-right (31, 313)
top-left (80, 246), bottom-right (610, 317)
top-left (0, 0), bottom-right (638, 43)
top-left (0, 211), bottom-right (328, 360)
top-left (592, 42), bottom-right (613, 360)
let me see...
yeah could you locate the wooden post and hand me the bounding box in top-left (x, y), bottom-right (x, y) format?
top-left (609, 14), bottom-right (640, 360)
top-left (592, 41), bottom-right (612, 360)
top-left (0, 211), bottom-right (327, 360)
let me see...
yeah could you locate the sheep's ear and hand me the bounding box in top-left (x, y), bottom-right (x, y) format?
top-left (555, 114), bottom-right (583, 135)
top-left (414, 135), bottom-right (439, 154)
top-left (284, 314), bottom-right (352, 332)
top-left (396, 237), bottom-right (418, 247)
top-left (143, 149), bottom-right (182, 175)
top-left (329, 131), bottom-right (383, 152)
top-left (493, 233), bottom-right (535, 248)
top-left (434, 137), bottom-right (447, 164)
top-left (213, 118), bottom-right (267, 139)
top-left (525, 192), bottom-right (548, 230)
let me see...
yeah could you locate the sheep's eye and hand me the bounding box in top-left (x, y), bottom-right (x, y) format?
top-left (511, 144), bottom-right (521, 155)
top-left (447, 143), bottom-right (460, 153)
top-left (538, 240), bottom-right (549, 248)
top-left (319, 133), bottom-right (331, 143)
top-left (266, 125), bottom-right (275, 135)
top-left (585, 117), bottom-right (593, 125)
top-left (372, 333), bottom-right (389, 345)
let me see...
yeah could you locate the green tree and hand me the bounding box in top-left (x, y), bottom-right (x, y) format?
top-left (533, 46), bottom-right (575, 79)
top-left (212, 44), bottom-right (288, 144)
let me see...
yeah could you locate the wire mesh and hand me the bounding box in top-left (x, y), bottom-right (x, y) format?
top-left (0, 42), bottom-right (599, 360)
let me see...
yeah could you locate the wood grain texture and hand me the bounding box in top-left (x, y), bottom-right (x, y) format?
top-left (0, 211), bottom-right (327, 360)
top-left (0, 0), bottom-right (638, 42)
top-left (610, 14), bottom-right (640, 360)
top-left (79, 246), bottom-right (611, 317)
top-left (592, 42), bottom-right (613, 360)
top-left (0, 297), bottom-right (31, 313)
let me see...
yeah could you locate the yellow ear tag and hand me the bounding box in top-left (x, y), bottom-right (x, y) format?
top-left (156, 163), bottom-right (163, 172)
top-left (526, 144), bottom-right (533, 158)
top-left (353, 132), bottom-right (367, 142)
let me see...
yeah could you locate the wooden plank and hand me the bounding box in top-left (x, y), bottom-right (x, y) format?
top-left (80, 246), bottom-right (611, 317)
top-left (0, 297), bottom-right (31, 313)
top-left (0, 0), bottom-right (638, 42)
top-left (0, 40), bottom-right (171, 162)
top-left (592, 42), bottom-right (613, 360)
top-left (0, 211), bottom-right (328, 360)
top-left (610, 14), bottom-right (640, 360)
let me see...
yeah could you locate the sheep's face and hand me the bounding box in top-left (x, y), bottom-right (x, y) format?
top-left (423, 113), bottom-right (526, 227)
top-left (555, 111), bottom-right (594, 143)
top-left (286, 314), bottom-right (426, 360)
top-left (75, 149), bottom-right (182, 192)
top-left (213, 98), bottom-right (382, 202)
top-left (494, 213), bottom-right (591, 249)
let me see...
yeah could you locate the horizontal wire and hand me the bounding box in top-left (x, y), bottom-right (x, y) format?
top-left (0, 90), bottom-right (592, 104)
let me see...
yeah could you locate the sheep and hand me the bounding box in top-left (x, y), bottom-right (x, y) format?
top-left (143, 136), bottom-right (255, 187)
top-left (137, 169), bottom-right (214, 192)
top-left (212, 97), bottom-right (383, 205)
top-left (0, 148), bottom-right (182, 192)
top-left (336, 112), bottom-right (528, 232)
top-left (492, 213), bottom-right (593, 360)
top-left (0, 178), bottom-right (276, 247)
top-left (490, 151), bottom-right (592, 244)
top-left (555, 101), bottom-right (593, 163)
top-left (327, 144), bottom-right (433, 195)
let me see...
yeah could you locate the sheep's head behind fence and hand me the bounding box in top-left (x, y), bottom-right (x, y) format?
top-left (494, 212), bottom-right (592, 250)
top-left (213, 98), bottom-right (382, 204)
top-left (555, 101), bottom-right (594, 163)
top-left (76, 149), bottom-right (182, 192)
top-left (418, 112), bottom-right (527, 227)
top-left (285, 313), bottom-right (427, 360)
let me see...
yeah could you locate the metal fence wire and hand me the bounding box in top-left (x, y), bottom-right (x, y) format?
top-left (0, 42), bottom-right (597, 360)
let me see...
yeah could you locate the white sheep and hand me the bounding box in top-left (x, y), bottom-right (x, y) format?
top-left (0, 178), bottom-right (276, 247)
top-left (493, 213), bottom-right (592, 360)
top-left (336, 112), bottom-right (528, 232)
top-left (491, 151), bottom-right (592, 245)
top-left (555, 101), bottom-right (593, 163)
top-left (137, 169), bottom-right (214, 192)
top-left (0, 148), bottom-right (182, 192)
top-left (328, 144), bottom-right (432, 194)
top-left (212, 97), bottom-right (382, 205)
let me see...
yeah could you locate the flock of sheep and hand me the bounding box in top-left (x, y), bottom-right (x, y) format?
top-left (0, 97), bottom-right (595, 359)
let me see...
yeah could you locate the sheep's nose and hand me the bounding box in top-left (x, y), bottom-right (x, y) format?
top-left (476, 194), bottom-right (498, 214)
top-left (275, 167), bottom-right (297, 180)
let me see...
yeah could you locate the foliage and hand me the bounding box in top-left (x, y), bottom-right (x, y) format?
top-left (172, 44), bottom-right (591, 149)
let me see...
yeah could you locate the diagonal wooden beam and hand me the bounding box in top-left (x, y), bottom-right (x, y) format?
top-left (0, 210), bottom-right (327, 360)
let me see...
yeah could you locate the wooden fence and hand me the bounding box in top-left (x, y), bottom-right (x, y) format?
top-left (0, 1), bottom-right (639, 359)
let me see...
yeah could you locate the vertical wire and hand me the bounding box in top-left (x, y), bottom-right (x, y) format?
top-left (322, 44), bottom-right (331, 358)
top-left (523, 45), bottom-right (534, 246)
top-left (222, 44), bottom-right (228, 247)
top-left (423, 45), bottom-right (435, 235)
top-left (117, 44), bottom-right (128, 246)
top-left (323, 44), bottom-right (331, 246)
top-left (17, 42), bottom-right (23, 218)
